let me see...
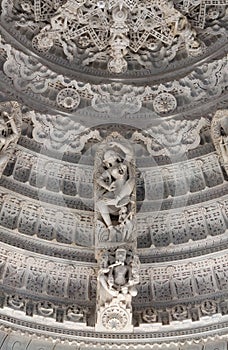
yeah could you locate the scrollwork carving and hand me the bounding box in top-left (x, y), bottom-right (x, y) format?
top-left (31, 112), bottom-right (101, 152)
top-left (131, 118), bottom-right (209, 157)
top-left (0, 35), bottom-right (227, 117)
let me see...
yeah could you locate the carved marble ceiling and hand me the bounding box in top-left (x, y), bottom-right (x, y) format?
top-left (0, 0), bottom-right (227, 349)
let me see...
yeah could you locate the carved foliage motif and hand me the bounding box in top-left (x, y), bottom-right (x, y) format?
top-left (0, 36), bottom-right (227, 117)
top-left (132, 117), bottom-right (209, 157)
top-left (31, 112), bottom-right (102, 152)
top-left (91, 83), bottom-right (146, 117)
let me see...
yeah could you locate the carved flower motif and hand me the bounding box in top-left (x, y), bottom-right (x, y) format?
top-left (153, 92), bottom-right (177, 114)
top-left (101, 305), bottom-right (128, 330)
top-left (56, 88), bottom-right (81, 110)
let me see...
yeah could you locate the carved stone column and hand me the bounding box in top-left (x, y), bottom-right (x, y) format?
top-left (94, 132), bottom-right (139, 332)
top-left (211, 109), bottom-right (228, 175)
top-left (0, 101), bottom-right (22, 178)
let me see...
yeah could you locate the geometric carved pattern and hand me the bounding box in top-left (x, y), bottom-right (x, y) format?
top-left (2, 0), bottom-right (206, 73)
top-left (2, 0), bottom-right (227, 77)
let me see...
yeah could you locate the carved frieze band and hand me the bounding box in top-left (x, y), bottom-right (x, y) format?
top-left (0, 187), bottom-right (227, 250)
top-left (0, 35), bottom-right (226, 116)
top-left (0, 243), bottom-right (95, 304)
top-left (0, 243), bottom-right (227, 326)
top-left (0, 332), bottom-right (226, 350)
top-left (4, 145), bottom-right (225, 203)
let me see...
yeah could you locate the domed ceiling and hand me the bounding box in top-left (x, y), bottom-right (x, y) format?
top-left (0, 0), bottom-right (227, 349)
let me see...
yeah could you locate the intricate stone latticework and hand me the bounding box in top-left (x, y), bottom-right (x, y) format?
top-left (1, 0), bottom-right (227, 76)
top-left (2, 0), bottom-right (205, 73)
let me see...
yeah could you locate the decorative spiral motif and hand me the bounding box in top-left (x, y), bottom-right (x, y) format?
top-left (56, 88), bottom-right (81, 110)
top-left (153, 92), bottom-right (177, 114)
top-left (101, 306), bottom-right (128, 331)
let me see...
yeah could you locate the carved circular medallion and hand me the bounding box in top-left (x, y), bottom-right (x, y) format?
top-left (101, 306), bottom-right (129, 331)
top-left (142, 308), bottom-right (157, 323)
top-left (153, 93), bottom-right (177, 114)
top-left (56, 88), bottom-right (81, 110)
top-left (32, 34), bottom-right (54, 53)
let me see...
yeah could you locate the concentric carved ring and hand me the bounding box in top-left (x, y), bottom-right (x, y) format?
top-left (56, 88), bottom-right (81, 110)
top-left (101, 305), bottom-right (129, 331)
top-left (153, 92), bottom-right (177, 114)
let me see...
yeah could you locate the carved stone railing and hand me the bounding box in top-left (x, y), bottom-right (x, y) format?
top-left (0, 188), bottom-right (228, 252)
top-left (0, 190), bottom-right (94, 247)
top-left (138, 197), bottom-right (228, 248)
top-left (0, 243), bottom-right (96, 306)
top-left (7, 149), bottom-right (224, 192)
top-left (2, 143), bottom-right (226, 213)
